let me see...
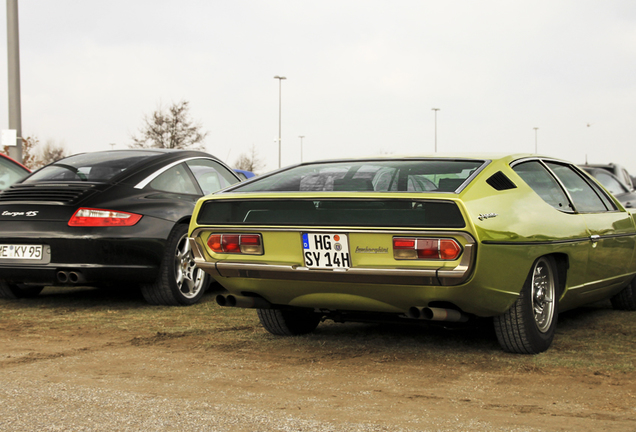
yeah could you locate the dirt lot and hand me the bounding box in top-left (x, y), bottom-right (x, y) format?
top-left (1, 285), bottom-right (635, 431)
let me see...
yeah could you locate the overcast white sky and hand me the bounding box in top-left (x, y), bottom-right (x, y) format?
top-left (1, 1), bottom-right (636, 173)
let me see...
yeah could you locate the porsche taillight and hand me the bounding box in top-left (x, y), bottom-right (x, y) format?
top-left (68, 208), bottom-right (142, 227)
top-left (393, 237), bottom-right (462, 260)
top-left (207, 234), bottom-right (263, 255)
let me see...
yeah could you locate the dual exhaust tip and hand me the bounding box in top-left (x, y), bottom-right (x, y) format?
top-left (408, 306), bottom-right (468, 323)
top-left (216, 294), bottom-right (271, 309)
top-left (56, 270), bottom-right (85, 284)
top-left (217, 294), bottom-right (467, 323)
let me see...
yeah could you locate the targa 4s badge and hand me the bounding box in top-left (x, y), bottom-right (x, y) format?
top-left (1, 210), bottom-right (39, 217)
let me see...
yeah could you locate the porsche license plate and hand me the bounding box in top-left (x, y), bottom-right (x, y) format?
top-left (0, 244), bottom-right (43, 260)
top-left (302, 233), bottom-right (350, 269)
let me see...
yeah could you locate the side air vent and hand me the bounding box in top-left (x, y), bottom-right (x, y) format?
top-left (486, 171), bottom-right (516, 191)
top-left (0, 184), bottom-right (98, 204)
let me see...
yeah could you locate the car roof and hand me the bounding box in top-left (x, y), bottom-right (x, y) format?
top-left (0, 152), bottom-right (31, 173)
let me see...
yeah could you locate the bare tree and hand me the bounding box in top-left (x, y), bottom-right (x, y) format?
top-left (234, 144), bottom-right (264, 173)
top-left (130, 101), bottom-right (208, 150)
top-left (36, 139), bottom-right (68, 168)
top-left (2, 135), bottom-right (40, 170)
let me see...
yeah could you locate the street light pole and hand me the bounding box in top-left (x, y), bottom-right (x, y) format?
top-left (298, 135), bottom-right (305, 162)
top-left (7, 0), bottom-right (23, 162)
top-left (533, 127), bottom-right (539, 154)
top-left (431, 108), bottom-right (440, 152)
top-left (274, 76), bottom-right (286, 168)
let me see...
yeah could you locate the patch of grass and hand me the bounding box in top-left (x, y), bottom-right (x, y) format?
top-left (1, 287), bottom-right (635, 375)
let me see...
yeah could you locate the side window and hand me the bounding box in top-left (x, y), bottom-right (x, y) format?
top-left (149, 163), bottom-right (199, 194)
top-left (594, 172), bottom-right (626, 195)
top-left (545, 162), bottom-right (609, 212)
top-left (186, 159), bottom-right (239, 195)
top-left (512, 161), bottom-right (572, 212)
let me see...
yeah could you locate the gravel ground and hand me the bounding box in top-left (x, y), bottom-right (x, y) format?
top-left (0, 377), bottom-right (522, 432)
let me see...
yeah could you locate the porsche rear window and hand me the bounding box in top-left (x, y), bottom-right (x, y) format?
top-left (24, 151), bottom-right (158, 183)
top-left (196, 199), bottom-right (466, 228)
top-left (225, 159), bottom-right (485, 193)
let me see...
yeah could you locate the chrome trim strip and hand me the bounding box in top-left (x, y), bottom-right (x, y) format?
top-left (191, 226), bottom-right (476, 242)
top-left (134, 157), bottom-right (209, 189)
top-left (482, 232), bottom-right (636, 246)
top-left (189, 228), bottom-right (475, 286)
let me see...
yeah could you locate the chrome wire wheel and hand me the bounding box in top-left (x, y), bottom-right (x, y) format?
top-left (174, 233), bottom-right (205, 299)
top-left (531, 257), bottom-right (556, 333)
top-left (493, 255), bottom-right (559, 354)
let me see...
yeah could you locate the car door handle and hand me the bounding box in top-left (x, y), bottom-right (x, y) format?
top-left (590, 234), bottom-right (601, 242)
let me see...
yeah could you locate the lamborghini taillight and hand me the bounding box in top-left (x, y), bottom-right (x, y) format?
top-left (393, 237), bottom-right (462, 260)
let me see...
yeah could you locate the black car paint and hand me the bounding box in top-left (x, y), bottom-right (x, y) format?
top-left (0, 149), bottom-right (239, 287)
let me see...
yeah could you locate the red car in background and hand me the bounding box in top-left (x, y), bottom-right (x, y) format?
top-left (0, 153), bottom-right (30, 189)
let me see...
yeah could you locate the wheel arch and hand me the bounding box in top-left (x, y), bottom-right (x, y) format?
top-left (547, 252), bottom-right (569, 300)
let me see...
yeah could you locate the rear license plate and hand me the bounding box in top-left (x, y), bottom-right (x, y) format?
top-left (0, 245), bottom-right (43, 260)
top-left (302, 233), bottom-right (350, 269)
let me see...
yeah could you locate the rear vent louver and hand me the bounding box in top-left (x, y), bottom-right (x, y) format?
top-left (0, 184), bottom-right (97, 204)
top-left (486, 171), bottom-right (516, 191)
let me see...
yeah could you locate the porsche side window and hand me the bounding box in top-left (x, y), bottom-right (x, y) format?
top-left (513, 161), bottom-right (573, 212)
top-left (545, 163), bottom-right (609, 212)
top-left (150, 163), bottom-right (199, 195)
top-left (186, 159), bottom-right (240, 195)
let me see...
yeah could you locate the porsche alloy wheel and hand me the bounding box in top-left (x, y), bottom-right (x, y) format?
top-left (257, 308), bottom-right (322, 336)
top-left (494, 256), bottom-right (558, 354)
top-left (141, 224), bottom-right (209, 306)
top-left (0, 280), bottom-right (44, 299)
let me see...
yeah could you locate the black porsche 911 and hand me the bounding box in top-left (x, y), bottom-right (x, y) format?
top-left (0, 149), bottom-right (240, 305)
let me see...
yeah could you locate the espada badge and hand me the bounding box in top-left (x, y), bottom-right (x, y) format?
top-left (478, 212), bottom-right (498, 221)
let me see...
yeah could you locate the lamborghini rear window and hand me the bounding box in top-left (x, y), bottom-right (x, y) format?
top-left (225, 159), bottom-right (486, 193)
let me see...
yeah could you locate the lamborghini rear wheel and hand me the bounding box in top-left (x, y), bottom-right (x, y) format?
top-left (494, 256), bottom-right (558, 354)
top-left (257, 308), bottom-right (322, 336)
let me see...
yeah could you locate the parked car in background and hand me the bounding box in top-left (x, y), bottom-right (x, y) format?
top-left (188, 154), bottom-right (636, 354)
top-left (579, 166), bottom-right (636, 208)
top-left (0, 149), bottom-right (240, 305)
top-left (234, 169), bottom-right (256, 181)
top-left (579, 163), bottom-right (634, 191)
top-left (0, 152), bottom-right (30, 190)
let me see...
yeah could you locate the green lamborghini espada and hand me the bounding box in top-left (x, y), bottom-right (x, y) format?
top-left (188, 154), bottom-right (636, 354)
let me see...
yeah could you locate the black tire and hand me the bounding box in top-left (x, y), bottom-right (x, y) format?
top-left (0, 280), bottom-right (44, 299)
top-left (493, 256), bottom-right (559, 354)
top-left (611, 279), bottom-right (636, 311)
top-left (257, 308), bottom-right (322, 336)
top-left (141, 224), bottom-right (209, 306)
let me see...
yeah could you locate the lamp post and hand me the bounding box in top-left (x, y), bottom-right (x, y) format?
top-left (274, 76), bottom-right (286, 168)
top-left (299, 135), bottom-right (305, 162)
top-left (533, 127), bottom-right (539, 154)
top-left (431, 108), bottom-right (440, 152)
top-left (7, 0), bottom-right (23, 162)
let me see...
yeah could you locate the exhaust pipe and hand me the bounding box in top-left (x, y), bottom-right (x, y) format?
top-left (216, 294), bottom-right (271, 309)
top-left (407, 306), bottom-right (468, 322)
top-left (408, 306), bottom-right (422, 319)
top-left (56, 271), bottom-right (69, 283)
top-left (422, 307), bottom-right (468, 323)
top-left (68, 271), bottom-right (85, 284)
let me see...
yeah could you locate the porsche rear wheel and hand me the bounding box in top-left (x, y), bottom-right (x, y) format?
top-left (494, 256), bottom-right (558, 354)
top-left (610, 279), bottom-right (636, 311)
top-left (257, 308), bottom-right (322, 336)
top-left (0, 280), bottom-right (44, 299)
top-left (141, 224), bottom-right (209, 306)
